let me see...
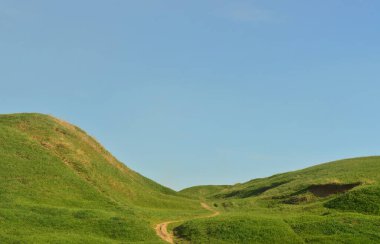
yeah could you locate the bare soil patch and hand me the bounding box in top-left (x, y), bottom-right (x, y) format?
top-left (308, 182), bottom-right (361, 197)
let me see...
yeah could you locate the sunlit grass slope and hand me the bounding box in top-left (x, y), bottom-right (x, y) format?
top-left (0, 113), bottom-right (204, 243)
top-left (3, 113), bottom-right (380, 243)
top-left (177, 157), bottom-right (380, 243)
top-left (179, 185), bottom-right (230, 199)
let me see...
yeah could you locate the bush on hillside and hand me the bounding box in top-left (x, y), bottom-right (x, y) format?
top-left (325, 186), bottom-right (380, 215)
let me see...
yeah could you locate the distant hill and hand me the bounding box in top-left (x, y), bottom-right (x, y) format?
top-left (179, 185), bottom-right (231, 199)
top-left (181, 156), bottom-right (380, 203)
top-left (177, 157), bottom-right (380, 243)
top-left (0, 113), bottom-right (203, 243)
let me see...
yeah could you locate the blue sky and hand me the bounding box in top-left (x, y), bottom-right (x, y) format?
top-left (1, 1), bottom-right (379, 190)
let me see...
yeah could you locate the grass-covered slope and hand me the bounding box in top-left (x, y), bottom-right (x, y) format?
top-left (177, 157), bottom-right (380, 243)
top-left (0, 113), bottom-right (204, 243)
top-left (174, 214), bottom-right (303, 244)
top-left (179, 185), bottom-right (231, 199)
top-left (325, 185), bottom-right (380, 215)
top-left (182, 157), bottom-right (380, 205)
top-left (3, 113), bottom-right (380, 243)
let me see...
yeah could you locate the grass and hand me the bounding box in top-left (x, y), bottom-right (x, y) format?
top-left (325, 186), bottom-right (380, 215)
top-left (286, 213), bottom-right (380, 243)
top-left (174, 213), bottom-right (303, 244)
top-left (179, 185), bottom-right (231, 199)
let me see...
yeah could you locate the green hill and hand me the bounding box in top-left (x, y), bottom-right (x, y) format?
top-left (0, 113), bottom-right (205, 243)
top-left (176, 157), bottom-right (380, 243)
top-left (2, 113), bottom-right (380, 243)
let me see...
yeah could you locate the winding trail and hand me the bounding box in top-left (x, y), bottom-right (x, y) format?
top-left (155, 202), bottom-right (220, 244)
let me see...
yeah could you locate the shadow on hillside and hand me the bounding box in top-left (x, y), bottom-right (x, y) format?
top-left (307, 182), bottom-right (361, 197)
top-left (216, 181), bottom-right (291, 199)
top-left (282, 182), bottom-right (361, 204)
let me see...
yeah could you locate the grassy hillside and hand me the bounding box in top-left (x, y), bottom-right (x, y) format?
top-left (218, 157), bottom-right (378, 199)
top-left (0, 113), bottom-right (206, 243)
top-left (177, 157), bottom-right (380, 243)
top-left (3, 113), bottom-right (380, 243)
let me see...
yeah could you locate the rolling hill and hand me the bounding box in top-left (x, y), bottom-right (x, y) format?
top-left (0, 113), bottom-right (206, 243)
top-left (177, 157), bottom-right (380, 243)
top-left (2, 113), bottom-right (380, 243)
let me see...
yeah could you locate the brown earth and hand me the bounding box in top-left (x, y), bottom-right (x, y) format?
top-left (308, 182), bottom-right (361, 197)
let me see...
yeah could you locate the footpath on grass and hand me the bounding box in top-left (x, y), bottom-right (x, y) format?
top-left (155, 202), bottom-right (220, 244)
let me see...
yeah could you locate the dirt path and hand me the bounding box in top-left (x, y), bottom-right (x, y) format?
top-left (155, 220), bottom-right (177, 244)
top-left (200, 202), bottom-right (220, 217)
top-left (155, 202), bottom-right (220, 244)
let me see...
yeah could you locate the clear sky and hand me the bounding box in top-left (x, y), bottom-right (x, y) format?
top-left (1, 1), bottom-right (379, 190)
